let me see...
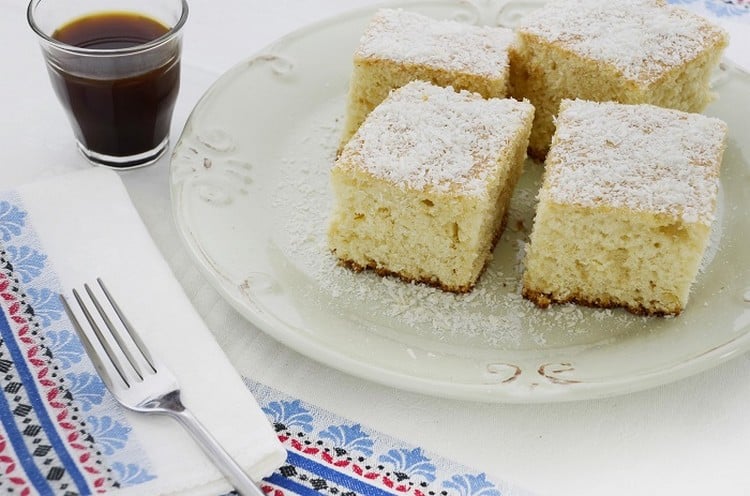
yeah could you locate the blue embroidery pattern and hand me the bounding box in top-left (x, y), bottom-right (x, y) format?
top-left (319, 424), bottom-right (374, 456)
top-left (249, 380), bottom-right (524, 496)
top-left (65, 372), bottom-right (107, 412)
top-left (0, 195), bottom-right (155, 493)
top-left (264, 399), bottom-right (314, 432)
top-left (0, 201), bottom-right (25, 241)
top-left (379, 448), bottom-right (437, 482)
top-left (112, 462), bottom-right (157, 485)
top-left (667, 0), bottom-right (749, 17)
top-left (4, 245), bottom-right (46, 282)
top-left (444, 474), bottom-right (502, 496)
top-left (85, 416), bottom-right (132, 456)
top-left (705, 0), bottom-right (749, 17)
top-left (26, 287), bottom-right (63, 326)
top-left (45, 329), bottom-right (85, 369)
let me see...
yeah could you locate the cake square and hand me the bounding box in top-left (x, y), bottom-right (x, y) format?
top-left (509, 0), bottom-right (728, 160)
top-left (522, 99), bottom-right (728, 316)
top-left (339, 8), bottom-right (514, 149)
top-left (329, 81), bottom-right (534, 292)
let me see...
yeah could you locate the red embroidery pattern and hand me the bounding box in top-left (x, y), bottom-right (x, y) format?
top-left (277, 433), bottom-right (434, 496)
top-left (0, 273), bottom-right (107, 492)
top-left (0, 434), bottom-right (31, 496)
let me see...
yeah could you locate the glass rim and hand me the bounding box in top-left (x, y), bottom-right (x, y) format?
top-left (26, 0), bottom-right (189, 56)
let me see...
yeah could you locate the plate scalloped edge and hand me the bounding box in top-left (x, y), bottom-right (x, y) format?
top-left (169, 0), bottom-right (750, 403)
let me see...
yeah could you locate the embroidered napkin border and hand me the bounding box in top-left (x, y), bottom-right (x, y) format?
top-left (668, 0), bottom-right (749, 20)
top-left (248, 380), bottom-right (535, 496)
top-left (0, 195), bottom-right (154, 495)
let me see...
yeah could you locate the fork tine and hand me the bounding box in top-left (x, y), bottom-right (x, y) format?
top-left (71, 287), bottom-right (134, 387)
top-left (85, 282), bottom-right (146, 380)
top-left (97, 278), bottom-right (157, 373)
top-left (60, 292), bottom-right (124, 390)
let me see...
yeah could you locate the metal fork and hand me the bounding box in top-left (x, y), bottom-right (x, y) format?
top-left (60, 278), bottom-right (265, 496)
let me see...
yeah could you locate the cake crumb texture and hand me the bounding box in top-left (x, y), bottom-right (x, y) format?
top-left (329, 81), bottom-right (534, 292)
top-left (522, 99), bottom-right (728, 316)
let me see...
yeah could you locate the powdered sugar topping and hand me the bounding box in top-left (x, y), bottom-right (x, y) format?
top-left (338, 81), bottom-right (534, 196)
top-left (356, 8), bottom-right (514, 78)
top-left (518, 0), bottom-right (728, 83)
top-left (544, 99), bottom-right (727, 225)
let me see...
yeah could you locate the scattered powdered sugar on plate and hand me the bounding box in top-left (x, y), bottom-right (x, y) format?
top-left (271, 107), bottom-right (648, 351)
top-left (698, 184), bottom-right (725, 276)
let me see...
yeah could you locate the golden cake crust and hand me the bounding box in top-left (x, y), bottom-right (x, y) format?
top-left (521, 286), bottom-right (679, 317)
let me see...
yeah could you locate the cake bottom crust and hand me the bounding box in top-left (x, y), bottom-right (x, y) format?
top-left (337, 258), bottom-right (475, 294)
top-left (521, 286), bottom-right (681, 317)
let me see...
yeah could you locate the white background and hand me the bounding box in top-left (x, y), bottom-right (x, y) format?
top-left (3, 0), bottom-right (750, 494)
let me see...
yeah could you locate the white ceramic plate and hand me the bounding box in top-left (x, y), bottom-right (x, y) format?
top-left (170, 0), bottom-right (750, 403)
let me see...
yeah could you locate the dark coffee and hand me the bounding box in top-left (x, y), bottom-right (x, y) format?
top-left (49, 13), bottom-right (180, 164)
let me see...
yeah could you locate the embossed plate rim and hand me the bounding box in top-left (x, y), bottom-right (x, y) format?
top-left (169, 0), bottom-right (750, 403)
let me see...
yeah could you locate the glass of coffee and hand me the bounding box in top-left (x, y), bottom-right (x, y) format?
top-left (27, 0), bottom-right (189, 169)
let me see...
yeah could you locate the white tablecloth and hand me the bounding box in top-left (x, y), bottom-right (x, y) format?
top-left (4, 0), bottom-right (750, 494)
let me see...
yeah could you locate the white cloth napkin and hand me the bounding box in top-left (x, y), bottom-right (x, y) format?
top-left (1, 167), bottom-right (285, 495)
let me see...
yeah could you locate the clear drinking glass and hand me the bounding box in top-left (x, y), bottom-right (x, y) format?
top-left (27, 0), bottom-right (189, 169)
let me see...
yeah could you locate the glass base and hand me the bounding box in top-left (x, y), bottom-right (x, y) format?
top-left (76, 136), bottom-right (169, 169)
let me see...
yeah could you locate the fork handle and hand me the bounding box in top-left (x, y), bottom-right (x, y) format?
top-left (171, 408), bottom-right (266, 496)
